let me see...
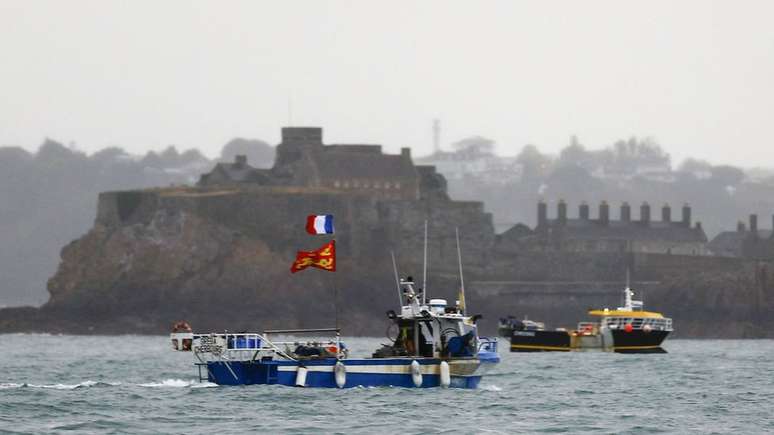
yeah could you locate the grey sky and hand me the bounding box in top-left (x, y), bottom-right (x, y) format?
top-left (1, 0), bottom-right (773, 166)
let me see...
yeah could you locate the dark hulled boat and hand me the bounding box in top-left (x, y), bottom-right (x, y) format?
top-left (506, 286), bottom-right (673, 353)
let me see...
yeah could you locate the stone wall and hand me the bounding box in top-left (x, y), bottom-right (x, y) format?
top-left (3, 184), bottom-right (772, 337)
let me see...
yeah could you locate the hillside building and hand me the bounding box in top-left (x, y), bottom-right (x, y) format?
top-left (708, 214), bottom-right (774, 258)
top-left (415, 149), bottom-right (523, 186)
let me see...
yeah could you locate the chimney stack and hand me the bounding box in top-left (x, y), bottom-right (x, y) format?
top-left (235, 154), bottom-right (247, 167)
top-left (432, 119), bottom-right (441, 154)
top-left (682, 203), bottom-right (691, 227)
top-left (737, 221), bottom-right (746, 233)
top-left (662, 204), bottom-right (671, 223)
top-left (599, 201), bottom-right (610, 226)
top-left (537, 200), bottom-right (547, 227)
top-left (750, 214), bottom-right (758, 236)
top-left (557, 200), bottom-right (567, 225)
top-left (579, 202), bottom-right (590, 220)
top-left (620, 202), bottom-right (631, 223)
top-left (640, 202), bottom-right (651, 225)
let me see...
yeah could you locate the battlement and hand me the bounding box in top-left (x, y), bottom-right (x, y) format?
top-left (533, 200), bottom-right (707, 255)
top-left (280, 127), bottom-right (323, 145)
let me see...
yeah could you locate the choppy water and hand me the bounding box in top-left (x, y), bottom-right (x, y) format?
top-left (1, 335), bottom-right (773, 434)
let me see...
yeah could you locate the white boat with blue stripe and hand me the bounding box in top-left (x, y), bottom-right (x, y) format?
top-left (170, 277), bottom-right (499, 389)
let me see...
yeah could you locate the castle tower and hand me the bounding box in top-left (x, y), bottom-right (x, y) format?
top-left (274, 127), bottom-right (324, 167)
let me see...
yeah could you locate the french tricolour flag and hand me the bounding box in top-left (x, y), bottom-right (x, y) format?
top-left (306, 214), bottom-right (334, 235)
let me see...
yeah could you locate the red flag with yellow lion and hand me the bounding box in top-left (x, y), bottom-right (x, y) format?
top-left (290, 240), bottom-right (336, 273)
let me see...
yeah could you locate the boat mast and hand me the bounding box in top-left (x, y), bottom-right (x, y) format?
top-left (456, 227), bottom-right (466, 316)
top-left (391, 251), bottom-right (403, 306)
top-left (623, 268), bottom-right (634, 311)
top-left (623, 267), bottom-right (631, 308)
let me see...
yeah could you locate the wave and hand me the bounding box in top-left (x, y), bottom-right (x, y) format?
top-left (138, 379), bottom-right (217, 388)
top-left (0, 383), bottom-right (23, 390)
top-left (29, 380), bottom-right (122, 390)
top-left (2, 379), bottom-right (216, 390)
top-left (0, 380), bottom-right (122, 390)
top-left (479, 384), bottom-right (503, 391)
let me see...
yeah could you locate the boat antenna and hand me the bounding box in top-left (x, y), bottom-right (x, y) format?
top-left (391, 251), bottom-right (403, 306)
top-left (455, 227), bottom-right (466, 316)
top-left (422, 220), bottom-right (428, 304)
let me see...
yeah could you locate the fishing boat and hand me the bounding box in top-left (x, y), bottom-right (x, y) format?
top-left (506, 285), bottom-right (673, 353)
top-left (169, 227), bottom-right (499, 388)
top-left (498, 316), bottom-right (544, 338)
top-left (170, 277), bottom-right (499, 388)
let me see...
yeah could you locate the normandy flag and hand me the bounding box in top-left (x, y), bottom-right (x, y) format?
top-left (290, 240), bottom-right (336, 273)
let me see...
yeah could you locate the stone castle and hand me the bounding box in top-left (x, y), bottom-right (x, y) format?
top-left (1, 126), bottom-right (772, 337)
top-left (198, 127), bottom-right (447, 201)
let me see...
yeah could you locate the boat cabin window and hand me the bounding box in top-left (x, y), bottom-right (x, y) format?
top-left (393, 319), bottom-right (434, 357)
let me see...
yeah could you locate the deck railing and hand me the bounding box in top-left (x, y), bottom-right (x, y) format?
top-left (478, 337), bottom-right (498, 353)
top-left (602, 317), bottom-right (673, 331)
top-left (190, 329), bottom-right (343, 362)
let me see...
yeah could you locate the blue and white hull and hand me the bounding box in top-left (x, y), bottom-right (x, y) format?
top-left (205, 355), bottom-right (499, 389)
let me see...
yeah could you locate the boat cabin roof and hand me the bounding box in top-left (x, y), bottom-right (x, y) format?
top-left (587, 309), bottom-right (665, 318)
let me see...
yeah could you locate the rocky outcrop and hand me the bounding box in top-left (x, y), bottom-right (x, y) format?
top-left (12, 186), bottom-right (492, 335)
top-left (2, 184), bottom-right (773, 337)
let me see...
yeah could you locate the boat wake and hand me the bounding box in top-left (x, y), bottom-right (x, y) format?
top-left (1, 379), bottom-right (217, 390)
top-left (138, 379), bottom-right (217, 388)
top-left (479, 384), bottom-right (503, 392)
top-left (0, 381), bottom-right (121, 390)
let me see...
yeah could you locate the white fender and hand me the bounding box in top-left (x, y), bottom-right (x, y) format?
top-left (411, 360), bottom-right (423, 387)
top-left (334, 361), bottom-right (346, 388)
top-left (439, 361), bottom-right (451, 388)
top-left (295, 366), bottom-right (308, 387)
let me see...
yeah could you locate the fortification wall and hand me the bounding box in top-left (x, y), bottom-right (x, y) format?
top-left (93, 187), bottom-right (494, 272)
top-left (13, 186), bottom-right (771, 336)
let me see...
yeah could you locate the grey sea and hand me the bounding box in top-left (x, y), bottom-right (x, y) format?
top-left (1, 335), bottom-right (772, 434)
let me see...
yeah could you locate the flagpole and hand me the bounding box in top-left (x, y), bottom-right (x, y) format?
top-left (391, 251), bottom-right (403, 306)
top-left (333, 238), bottom-right (339, 331)
top-left (422, 220), bottom-right (428, 305)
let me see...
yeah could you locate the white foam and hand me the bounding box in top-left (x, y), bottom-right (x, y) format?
top-left (26, 380), bottom-right (120, 390)
top-left (0, 383), bottom-right (23, 390)
top-left (139, 379), bottom-right (214, 388)
top-left (480, 384), bottom-right (502, 391)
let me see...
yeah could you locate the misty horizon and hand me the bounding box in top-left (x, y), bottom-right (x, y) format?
top-left (2, 1), bottom-right (773, 167)
top-left (4, 131), bottom-right (772, 173)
